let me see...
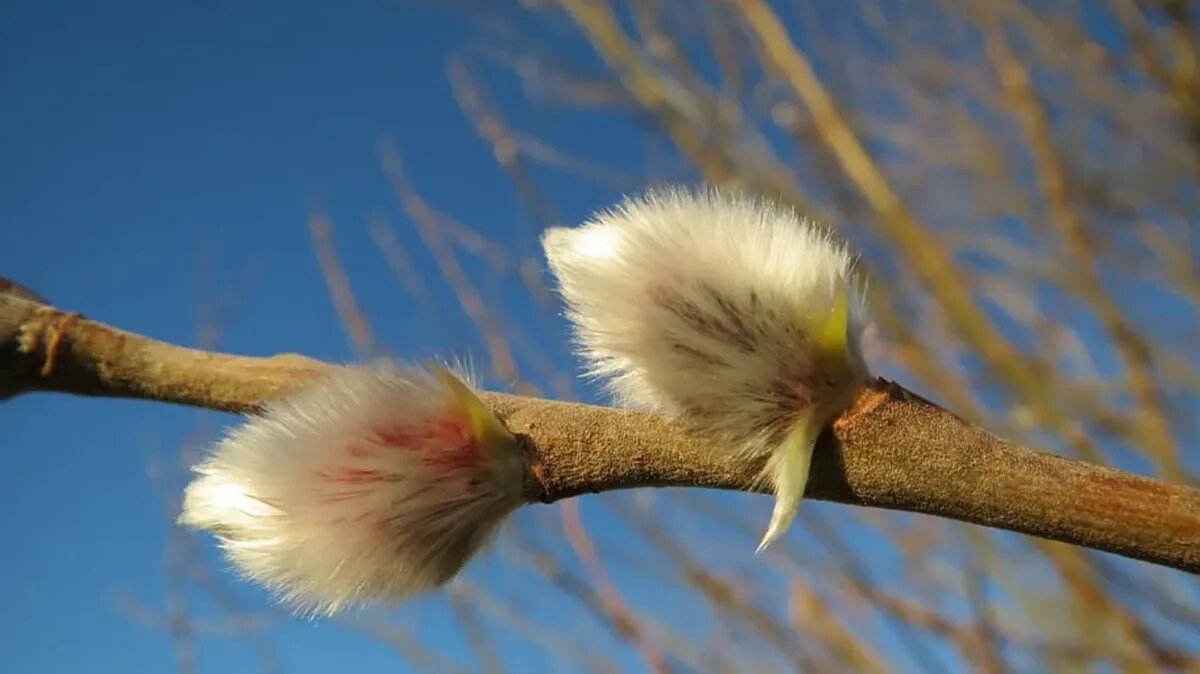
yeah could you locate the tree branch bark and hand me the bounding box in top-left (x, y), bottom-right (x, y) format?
top-left (2, 290), bottom-right (1197, 574)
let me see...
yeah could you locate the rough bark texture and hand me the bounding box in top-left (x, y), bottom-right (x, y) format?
top-left (2, 290), bottom-right (1197, 574)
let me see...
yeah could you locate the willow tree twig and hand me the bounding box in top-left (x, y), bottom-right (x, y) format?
top-left (1, 290), bottom-right (1197, 574)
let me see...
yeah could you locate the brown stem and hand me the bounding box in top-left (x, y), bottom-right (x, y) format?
top-left (2, 291), bottom-right (1198, 574)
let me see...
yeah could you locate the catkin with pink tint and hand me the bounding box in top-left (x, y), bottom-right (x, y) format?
top-left (180, 361), bottom-right (525, 615)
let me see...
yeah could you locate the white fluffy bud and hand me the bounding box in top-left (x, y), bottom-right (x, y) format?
top-left (180, 362), bottom-right (525, 616)
top-left (543, 187), bottom-right (870, 549)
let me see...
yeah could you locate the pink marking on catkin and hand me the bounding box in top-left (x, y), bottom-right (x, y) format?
top-left (325, 511), bottom-right (375, 525)
top-left (433, 419), bottom-right (471, 443)
top-left (788, 385), bottom-right (813, 409)
top-left (366, 416), bottom-right (483, 475)
top-left (345, 441), bottom-right (376, 459)
top-left (423, 438), bottom-right (481, 473)
top-left (371, 415), bottom-right (474, 448)
top-left (338, 468), bottom-right (386, 483)
top-left (318, 490), bottom-right (370, 504)
top-left (315, 468), bottom-right (386, 485)
top-left (371, 426), bottom-right (419, 449)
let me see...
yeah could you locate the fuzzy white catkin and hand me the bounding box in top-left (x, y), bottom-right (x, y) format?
top-left (542, 187), bottom-right (870, 550)
top-left (179, 361), bottom-right (525, 616)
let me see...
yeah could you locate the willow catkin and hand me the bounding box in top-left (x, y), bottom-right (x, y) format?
top-left (542, 187), bottom-right (871, 550)
top-left (180, 361), bottom-right (525, 615)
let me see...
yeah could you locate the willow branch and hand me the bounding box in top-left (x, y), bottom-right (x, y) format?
top-left (2, 291), bottom-right (1197, 574)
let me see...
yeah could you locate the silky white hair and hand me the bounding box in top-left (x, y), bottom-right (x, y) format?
top-left (180, 361), bottom-right (525, 616)
top-left (543, 187), bottom-right (870, 548)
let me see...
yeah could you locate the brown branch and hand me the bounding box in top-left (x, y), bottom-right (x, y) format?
top-left (2, 291), bottom-right (1198, 575)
